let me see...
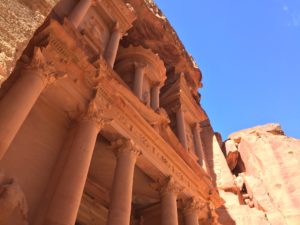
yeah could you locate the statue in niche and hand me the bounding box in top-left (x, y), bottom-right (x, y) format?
top-left (0, 171), bottom-right (28, 225)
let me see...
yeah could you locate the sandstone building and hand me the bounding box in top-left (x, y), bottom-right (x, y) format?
top-left (0, 1), bottom-right (299, 225)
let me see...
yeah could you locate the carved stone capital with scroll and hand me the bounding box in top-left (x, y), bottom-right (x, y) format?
top-left (22, 47), bottom-right (67, 86)
top-left (183, 197), bottom-right (206, 215)
top-left (111, 138), bottom-right (141, 159)
top-left (154, 176), bottom-right (184, 197)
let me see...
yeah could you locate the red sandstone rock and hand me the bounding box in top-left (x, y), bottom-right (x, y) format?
top-left (223, 123), bottom-right (300, 225)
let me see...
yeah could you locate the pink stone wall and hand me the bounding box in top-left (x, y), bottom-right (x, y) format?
top-left (0, 96), bottom-right (70, 222)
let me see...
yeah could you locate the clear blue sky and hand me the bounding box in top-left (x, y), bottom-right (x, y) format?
top-left (155, 0), bottom-right (300, 139)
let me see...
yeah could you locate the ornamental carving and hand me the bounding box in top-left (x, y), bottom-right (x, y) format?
top-left (88, 56), bottom-right (111, 86)
top-left (80, 92), bottom-right (113, 128)
top-left (111, 138), bottom-right (141, 158)
top-left (153, 176), bottom-right (184, 196)
top-left (183, 197), bottom-right (206, 214)
top-left (22, 47), bottom-right (67, 85)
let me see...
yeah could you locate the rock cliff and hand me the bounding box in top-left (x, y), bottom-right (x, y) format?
top-left (220, 123), bottom-right (300, 225)
top-left (0, 0), bottom-right (59, 86)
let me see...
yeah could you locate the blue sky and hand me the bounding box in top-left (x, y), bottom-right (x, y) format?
top-left (154, 0), bottom-right (300, 139)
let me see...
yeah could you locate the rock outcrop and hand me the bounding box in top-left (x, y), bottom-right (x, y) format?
top-left (0, 0), bottom-right (59, 86)
top-left (222, 123), bottom-right (300, 225)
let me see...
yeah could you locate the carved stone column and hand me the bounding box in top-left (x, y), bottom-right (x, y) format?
top-left (183, 198), bottom-right (205, 225)
top-left (193, 123), bottom-right (208, 170)
top-left (104, 23), bottom-right (123, 68)
top-left (176, 107), bottom-right (188, 149)
top-left (44, 100), bottom-right (105, 225)
top-left (69, 0), bottom-right (94, 28)
top-left (106, 139), bottom-right (141, 225)
top-left (133, 63), bottom-right (145, 100)
top-left (0, 48), bottom-right (57, 160)
top-left (156, 177), bottom-right (182, 225)
top-left (151, 84), bottom-right (160, 111)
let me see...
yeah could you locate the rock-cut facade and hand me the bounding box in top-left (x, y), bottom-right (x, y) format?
top-left (0, 0), bottom-right (299, 225)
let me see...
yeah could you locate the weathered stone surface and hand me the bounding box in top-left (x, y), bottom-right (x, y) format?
top-left (0, 0), bottom-right (59, 86)
top-left (1, 0), bottom-right (299, 224)
top-left (217, 204), bottom-right (270, 225)
top-left (210, 134), bottom-right (235, 188)
top-left (223, 123), bottom-right (300, 225)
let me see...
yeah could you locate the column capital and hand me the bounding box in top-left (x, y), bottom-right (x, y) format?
top-left (112, 21), bottom-right (121, 32)
top-left (22, 47), bottom-right (67, 85)
top-left (111, 138), bottom-right (141, 158)
top-left (80, 97), bottom-right (111, 129)
top-left (183, 197), bottom-right (206, 215)
top-left (154, 176), bottom-right (184, 196)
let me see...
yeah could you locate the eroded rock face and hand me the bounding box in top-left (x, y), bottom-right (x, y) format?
top-left (223, 123), bottom-right (300, 225)
top-left (0, 0), bottom-right (59, 86)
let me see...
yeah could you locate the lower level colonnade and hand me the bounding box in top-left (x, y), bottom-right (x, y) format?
top-left (44, 101), bottom-right (106, 225)
top-left (106, 139), bottom-right (141, 225)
